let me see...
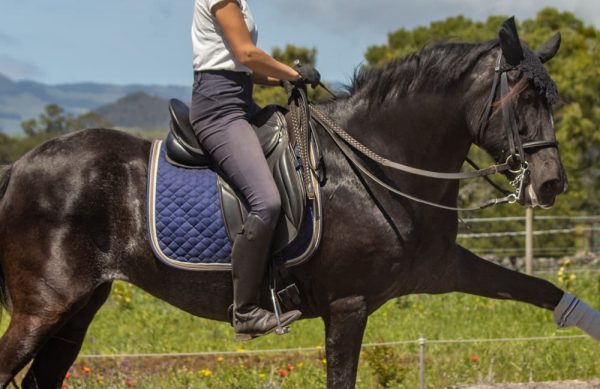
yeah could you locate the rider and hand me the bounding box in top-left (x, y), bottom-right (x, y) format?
top-left (190, 0), bottom-right (320, 340)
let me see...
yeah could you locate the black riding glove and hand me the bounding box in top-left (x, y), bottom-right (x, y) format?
top-left (295, 64), bottom-right (321, 88)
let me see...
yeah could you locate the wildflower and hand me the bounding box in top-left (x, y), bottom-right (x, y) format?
top-left (216, 356), bottom-right (224, 362)
top-left (287, 363), bottom-right (294, 371)
top-left (199, 369), bottom-right (212, 377)
top-left (258, 372), bottom-right (266, 379)
top-left (469, 355), bottom-right (479, 362)
top-left (65, 372), bottom-right (72, 380)
top-left (125, 379), bottom-right (136, 387)
top-left (279, 368), bottom-right (289, 377)
top-left (236, 347), bottom-right (246, 353)
top-left (82, 366), bottom-right (91, 374)
top-left (322, 358), bottom-right (327, 365)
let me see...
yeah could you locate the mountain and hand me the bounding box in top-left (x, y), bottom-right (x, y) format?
top-left (0, 73), bottom-right (191, 134)
top-left (95, 92), bottom-right (170, 129)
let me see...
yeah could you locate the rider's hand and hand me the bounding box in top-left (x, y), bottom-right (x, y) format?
top-left (295, 64), bottom-right (321, 88)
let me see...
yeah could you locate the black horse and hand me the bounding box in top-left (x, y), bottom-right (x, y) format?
top-left (0, 20), bottom-right (598, 389)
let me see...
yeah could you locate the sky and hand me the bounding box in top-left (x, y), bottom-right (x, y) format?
top-left (0, 0), bottom-right (598, 87)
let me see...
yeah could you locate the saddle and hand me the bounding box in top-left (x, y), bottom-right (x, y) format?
top-left (163, 99), bottom-right (322, 257)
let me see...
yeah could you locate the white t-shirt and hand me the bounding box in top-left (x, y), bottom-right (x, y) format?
top-left (192, 0), bottom-right (258, 73)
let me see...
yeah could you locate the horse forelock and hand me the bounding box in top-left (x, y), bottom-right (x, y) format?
top-left (348, 40), bottom-right (500, 107)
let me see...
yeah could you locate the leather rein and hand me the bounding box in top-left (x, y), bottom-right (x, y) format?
top-left (299, 50), bottom-right (559, 211)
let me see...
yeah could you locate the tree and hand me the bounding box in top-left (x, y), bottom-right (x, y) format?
top-left (70, 111), bottom-right (113, 130)
top-left (21, 104), bottom-right (70, 136)
top-left (21, 104), bottom-right (113, 136)
top-left (253, 44), bottom-right (331, 107)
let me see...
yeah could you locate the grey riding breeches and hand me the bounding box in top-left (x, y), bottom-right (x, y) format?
top-left (189, 70), bottom-right (281, 229)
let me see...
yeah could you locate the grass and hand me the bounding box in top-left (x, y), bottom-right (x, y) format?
top-left (2, 272), bottom-right (599, 388)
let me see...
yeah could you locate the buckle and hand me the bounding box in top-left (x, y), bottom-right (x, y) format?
top-left (506, 155), bottom-right (525, 174)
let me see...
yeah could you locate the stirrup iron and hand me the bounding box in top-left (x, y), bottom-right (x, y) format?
top-left (270, 285), bottom-right (290, 335)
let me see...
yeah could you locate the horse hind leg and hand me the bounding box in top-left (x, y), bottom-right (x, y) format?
top-left (0, 271), bottom-right (101, 389)
top-left (444, 245), bottom-right (600, 340)
top-left (20, 283), bottom-right (112, 389)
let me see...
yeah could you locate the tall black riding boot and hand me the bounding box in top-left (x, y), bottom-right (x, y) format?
top-left (232, 214), bottom-right (302, 341)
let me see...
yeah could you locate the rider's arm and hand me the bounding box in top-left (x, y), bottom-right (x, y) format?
top-left (250, 73), bottom-right (281, 86)
top-left (212, 1), bottom-right (300, 84)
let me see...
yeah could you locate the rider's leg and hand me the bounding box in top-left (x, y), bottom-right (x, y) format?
top-left (199, 118), bottom-right (301, 339)
top-left (190, 71), bottom-right (301, 339)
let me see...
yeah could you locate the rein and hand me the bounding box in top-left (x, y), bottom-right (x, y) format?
top-left (311, 106), bottom-right (517, 211)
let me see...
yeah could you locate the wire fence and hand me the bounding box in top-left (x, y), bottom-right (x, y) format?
top-left (457, 214), bottom-right (600, 267)
top-left (77, 334), bottom-right (591, 389)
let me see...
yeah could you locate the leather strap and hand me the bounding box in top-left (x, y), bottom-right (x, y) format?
top-left (310, 106), bottom-right (512, 180)
top-left (317, 117), bottom-right (514, 211)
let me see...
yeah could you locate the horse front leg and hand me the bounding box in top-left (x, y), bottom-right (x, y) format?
top-left (323, 296), bottom-right (368, 389)
top-left (446, 244), bottom-right (600, 340)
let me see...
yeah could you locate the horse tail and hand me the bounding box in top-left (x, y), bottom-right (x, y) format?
top-left (0, 164), bottom-right (12, 321)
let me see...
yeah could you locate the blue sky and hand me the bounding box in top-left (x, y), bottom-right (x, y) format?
top-left (0, 0), bottom-right (598, 86)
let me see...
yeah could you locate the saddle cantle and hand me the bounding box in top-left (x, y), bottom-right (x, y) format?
top-left (146, 99), bottom-right (322, 271)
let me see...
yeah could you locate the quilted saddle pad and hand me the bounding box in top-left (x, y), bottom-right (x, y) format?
top-left (146, 140), bottom-right (321, 271)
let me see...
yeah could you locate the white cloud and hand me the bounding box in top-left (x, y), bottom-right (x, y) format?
top-left (0, 55), bottom-right (43, 80)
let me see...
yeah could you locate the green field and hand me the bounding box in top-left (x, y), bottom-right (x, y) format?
top-left (2, 271), bottom-right (599, 388)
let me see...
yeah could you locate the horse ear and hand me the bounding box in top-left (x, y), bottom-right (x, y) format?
top-left (499, 16), bottom-right (524, 66)
top-left (536, 32), bottom-right (561, 63)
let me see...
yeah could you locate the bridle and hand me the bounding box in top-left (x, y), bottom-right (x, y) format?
top-left (299, 48), bottom-right (559, 211)
top-left (476, 51), bottom-right (559, 170)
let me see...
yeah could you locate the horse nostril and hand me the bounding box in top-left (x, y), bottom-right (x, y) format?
top-left (540, 179), bottom-right (562, 197)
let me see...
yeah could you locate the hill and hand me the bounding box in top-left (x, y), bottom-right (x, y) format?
top-left (0, 73), bottom-right (190, 134)
top-left (94, 92), bottom-right (171, 130)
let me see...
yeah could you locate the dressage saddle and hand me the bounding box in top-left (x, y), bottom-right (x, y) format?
top-left (164, 99), bottom-right (306, 253)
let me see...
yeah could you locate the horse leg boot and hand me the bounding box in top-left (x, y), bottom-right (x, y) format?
top-left (446, 244), bottom-right (600, 340)
top-left (232, 214), bottom-right (301, 340)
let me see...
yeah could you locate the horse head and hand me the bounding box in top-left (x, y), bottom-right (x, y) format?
top-left (469, 17), bottom-right (566, 208)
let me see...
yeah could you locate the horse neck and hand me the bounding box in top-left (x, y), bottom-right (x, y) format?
top-left (335, 91), bottom-right (473, 176)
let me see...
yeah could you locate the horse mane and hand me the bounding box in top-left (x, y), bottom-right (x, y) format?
top-left (349, 40), bottom-right (499, 106)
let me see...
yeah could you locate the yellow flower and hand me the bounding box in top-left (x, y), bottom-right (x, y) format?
top-left (322, 358), bottom-right (327, 365)
top-left (217, 356), bottom-right (224, 362)
top-left (236, 347), bottom-right (246, 353)
top-left (258, 373), bottom-right (266, 379)
top-left (199, 369), bottom-right (212, 377)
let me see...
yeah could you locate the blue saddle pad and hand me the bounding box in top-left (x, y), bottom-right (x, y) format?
top-left (146, 140), bottom-right (319, 271)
